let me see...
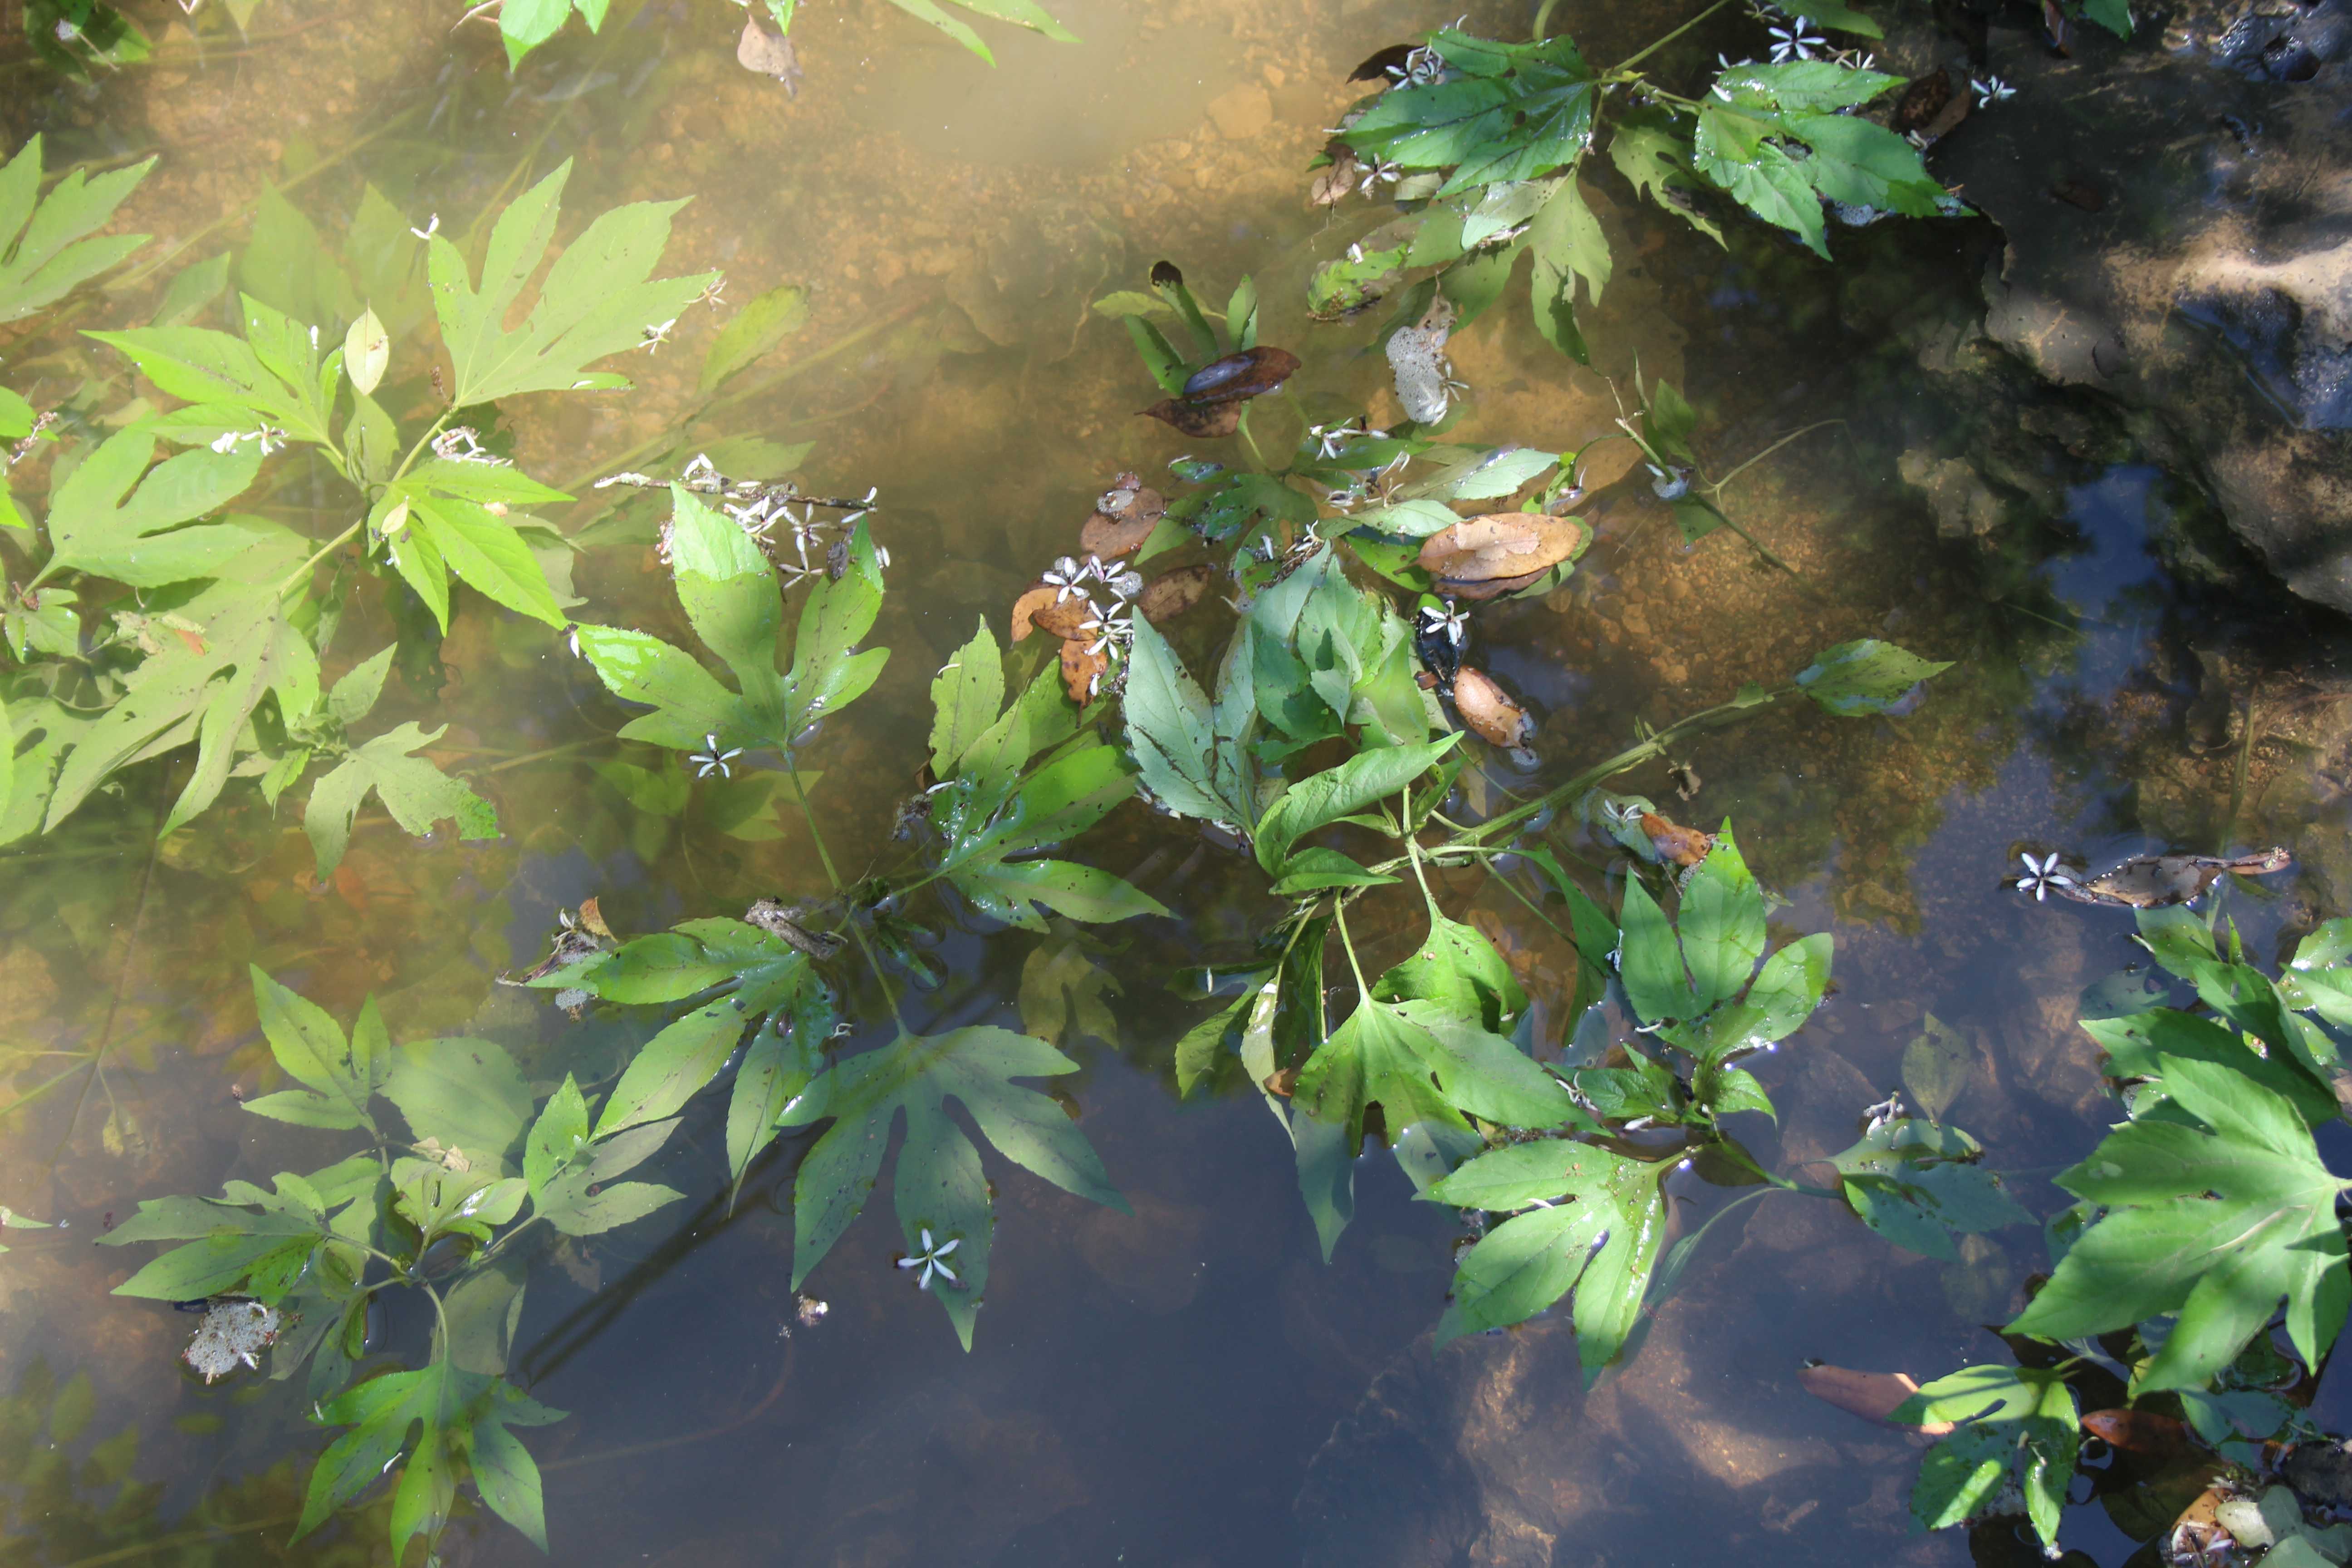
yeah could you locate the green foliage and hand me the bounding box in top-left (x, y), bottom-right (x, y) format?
top-left (2009, 1053), bottom-right (2352, 1394)
top-left (576, 487), bottom-right (887, 757)
top-left (6, 170), bottom-right (696, 867)
top-left (96, 972), bottom-right (699, 1559)
top-left (0, 136), bottom-right (153, 323)
top-left (1828, 1118), bottom-right (2032, 1261)
top-left (1894, 1366), bottom-right (2079, 1551)
top-left (1794, 638), bottom-right (1956, 715)
top-left (491, 0), bottom-right (1070, 70)
top-left (925, 622), bottom-right (1168, 930)
top-left (782, 1026), bottom-right (1128, 1348)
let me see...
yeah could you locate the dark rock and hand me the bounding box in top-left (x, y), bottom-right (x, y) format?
top-left (1889, 4), bottom-right (2352, 613)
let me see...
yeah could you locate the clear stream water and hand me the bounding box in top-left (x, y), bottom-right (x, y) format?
top-left (1, 0), bottom-right (2347, 1563)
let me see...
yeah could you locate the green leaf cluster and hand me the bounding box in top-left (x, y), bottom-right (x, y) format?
top-left (1893, 1365), bottom-right (2079, 1550)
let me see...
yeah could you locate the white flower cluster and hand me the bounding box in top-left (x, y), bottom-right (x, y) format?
top-left (606, 454), bottom-right (881, 579)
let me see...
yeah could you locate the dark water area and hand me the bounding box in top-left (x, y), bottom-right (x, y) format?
top-left (2, 0), bottom-right (2349, 1563)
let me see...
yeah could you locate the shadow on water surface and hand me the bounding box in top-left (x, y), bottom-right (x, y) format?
top-left (5, 0), bottom-right (2352, 1563)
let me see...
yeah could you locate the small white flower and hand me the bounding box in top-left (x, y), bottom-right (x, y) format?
top-left (896, 1226), bottom-right (962, 1290)
top-left (1766, 19), bottom-right (1825, 60)
top-left (210, 431), bottom-right (240, 454)
top-left (564, 624), bottom-right (583, 658)
top-left (2015, 851), bottom-right (2074, 903)
top-left (1862, 1089), bottom-right (1905, 1133)
top-left (1102, 568), bottom-right (1144, 602)
top-left (1417, 599), bottom-right (1469, 648)
top-left (640, 318), bottom-right (677, 353)
top-left (1042, 556), bottom-right (1088, 601)
top-left (409, 214), bottom-right (440, 241)
top-left (689, 734), bottom-right (743, 779)
top-left (1971, 74), bottom-right (2015, 105)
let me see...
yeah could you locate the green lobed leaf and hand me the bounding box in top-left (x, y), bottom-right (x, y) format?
top-left (1254, 735), bottom-right (1458, 875)
top-left (1830, 1118), bottom-right (2031, 1261)
top-left (0, 137), bottom-right (154, 324)
top-left (700, 282), bottom-right (808, 394)
top-left (302, 722), bottom-right (498, 877)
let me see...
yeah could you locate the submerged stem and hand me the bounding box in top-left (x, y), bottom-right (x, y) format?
top-left (1608, 0), bottom-right (1736, 72)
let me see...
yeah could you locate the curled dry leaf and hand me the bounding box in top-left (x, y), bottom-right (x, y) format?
top-left (1640, 810), bottom-right (1714, 868)
top-left (1137, 564), bottom-right (1216, 623)
top-left (1452, 667), bottom-right (1529, 747)
top-left (1264, 1065), bottom-right (1300, 1098)
top-left (1010, 586), bottom-right (1058, 642)
top-left (1417, 514), bottom-right (1587, 600)
top-left (1060, 637), bottom-right (1110, 705)
top-left (1310, 146), bottom-right (1362, 206)
top-left (1795, 1363), bottom-right (1955, 1434)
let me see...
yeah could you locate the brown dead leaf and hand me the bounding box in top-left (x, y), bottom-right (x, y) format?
top-left (1034, 593), bottom-right (1100, 641)
top-left (1137, 564), bottom-right (1216, 623)
top-left (1418, 514), bottom-right (1587, 592)
top-left (1263, 1065), bottom-right (1300, 1098)
top-left (1010, 585), bottom-right (1058, 642)
top-left (1452, 667), bottom-right (1529, 746)
top-left (1141, 398), bottom-right (1245, 438)
top-left (576, 897), bottom-right (614, 941)
top-left (1080, 486), bottom-right (1166, 558)
top-left (735, 15), bottom-right (803, 94)
top-left (1893, 68), bottom-right (1953, 133)
top-left (1796, 1364), bottom-right (1955, 1434)
top-left (1060, 638), bottom-right (1110, 705)
top-left (2061, 846), bottom-right (2291, 908)
top-left (2081, 1409), bottom-right (2199, 1459)
top-left (1640, 810), bottom-right (1715, 868)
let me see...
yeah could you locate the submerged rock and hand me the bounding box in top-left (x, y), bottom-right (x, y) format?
top-left (1900, 2), bottom-right (2352, 612)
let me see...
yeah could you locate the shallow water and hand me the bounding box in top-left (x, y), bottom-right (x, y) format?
top-left (4, 0), bottom-right (2352, 1563)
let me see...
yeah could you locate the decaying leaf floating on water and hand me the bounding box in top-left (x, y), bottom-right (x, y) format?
top-left (735, 15), bottom-right (803, 95)
top-left (1137, 564), bottom-right (1215, 622)
top-left (1387, 294), bottom-right (1457, 425)
top-left (1079, 474), bottom-right (1166, 559)
top-left (1795, 1362), bottom-right (1955, 1433)
top-left (1141, 347), bottom-right (1301, 436)
top-left (1416, 513), bottom-right (1587, 599)
top-left (2080, 1407), bottom-right (2202, 1460)
top-left (1450, 667), bottom-right (1528, 746)
top-left (744, 898), bottom-right (846, 959)
top-left (2018, 845), bottom-right (2291, 909)
top-left (183, 1298), bottom-right (281, 1383)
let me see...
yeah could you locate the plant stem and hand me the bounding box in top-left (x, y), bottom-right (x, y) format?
top-left (782, 754), bottom-right (905, 1030)
top-left (1609, 0), bottom-right (1736, 72)
top-left (274, 410), bottom-right (451, 598)
top-left (1331, 897), bottom-right (1373, 1000)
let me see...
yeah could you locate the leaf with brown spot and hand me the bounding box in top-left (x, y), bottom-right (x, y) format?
top-left (1033, 594), bottom-right (1101, 642)
top-left (1451, 667), bottom-right (1529, 746)
top-left (1796, 1364), bottom-right (1955, 1434)
top-left (1137, 564), bottom-right (1216, 623)
top-left (1417, 514), bottom-right (1588, 588)
top-left (1059, 639), bottom-right (1109, 705)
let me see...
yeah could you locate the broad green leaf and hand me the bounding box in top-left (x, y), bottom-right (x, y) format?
top-left (1436, 1199), bottom-right (1614, 1343)
top-left (1692, 103), bottom-right (1827, 257)
top-left (523, 1076), bottom-right (589, 1200)
top-left (1269, 847), bottom-right (1398, 897)
top-left (39, 427), bottom-right (261, 587)
top-left (2081, 1005), bottom-right (2338, 1130)
top-left (784, 1026), bottom-right (1126, 1348)
top-left (1606, 108), bottom-right (1725, 245)
top-left (1830, 1119), bottom-right (2030, 1261)
top-left (1712, 59), bottom-right (1901, 113)
top-left (1372, 914), bottom-right (1527, 1031)
top-left (1294, 990), bottom-right (1581, 1155)
top-left (1254, 735), bottom-right (1458, 874)
top-left (530, 1117), bottom-right (685, 1236)
top-left (929, 617), bottom-right (1004, 777)
top-left (1616, 877), bottom-right (1697, 1025)
top-left (382, 1037), bottom-right (533, 1176)
top-left (1172, 987), bottom-right (1256, 1098)
top-left (1784, 0), bottom-right (1881, 34)
top-left (427, 161), bottom-right (715, 407)
top-left (343, 306), bottom-right (388, 396)
top-left (725, 987), bottom-right (831, 1198)
top-left (404, 495), bottom-right (565, 628)
top-left (43, 528), bottom-right (316, 835)
top-left (699, 282), bottom-right (807, 393)
top-left (0, 137), bottom-right (154, 323)
top-left (1794, 638), bottom-right (1953, 715)
top-left (498, 0), bottom-right (571, 64)
top-left (1340, 31), bottom-right (1598, 196)
top-left (1894, 1366), bottom-right (2078, 1550)
top-left (593, 1000), bottom-right (751, 1140)
top-left (303, 722), bottom-right (498, 877)
top-left (1124, 615), bottom-right (1250, 827)
top-left (1426, 1137), bottom-right (1633, 1212)
top-left (1676, 824), bottom-right (1765, 1012)
top-left (2010, 1054), bottom-right (2352, 1392)
top-left (100, 1173), bottom-right (342, 1304)
top-left (240, 969), bottom-right (385, 1132)
top-left (297, 1363), bottom-right (564, 1560)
